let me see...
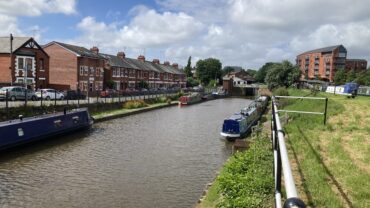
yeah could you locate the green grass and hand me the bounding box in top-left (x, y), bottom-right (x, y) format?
top-left (282, 89), bottom-right (370, 207)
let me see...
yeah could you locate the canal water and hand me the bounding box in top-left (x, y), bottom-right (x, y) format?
top-left (0, 98), bottom-right (251, 208)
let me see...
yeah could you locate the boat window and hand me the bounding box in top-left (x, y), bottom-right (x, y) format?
top-left (72, 116), bottom-right (80, 124)
top-left (18, 128), bottom-right (24, 137)
top-left (54, 120), bottom-right (62, 127)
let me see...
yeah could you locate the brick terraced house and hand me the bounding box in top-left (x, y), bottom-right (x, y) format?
top-left (296, 45), bottom-right (367, 82)
top-left (43, 42), bottom-right (105, 94)
top-left (0, 36), bottom-right (49, 89)
top-left (102, 52), bottom-right (186, 90)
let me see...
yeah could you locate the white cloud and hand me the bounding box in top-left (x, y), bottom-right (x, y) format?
top-left (74, 8), bottom-right (203, 53)
top-left (68, 0), bottom-right (370, 69)
top-left (0, 0), bottom-right (77, 37)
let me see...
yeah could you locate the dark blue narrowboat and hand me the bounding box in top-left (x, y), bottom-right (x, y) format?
top-left (221, 96), bottom-right (268, 141)
top-left (0, 108), bottom-right (93, 150)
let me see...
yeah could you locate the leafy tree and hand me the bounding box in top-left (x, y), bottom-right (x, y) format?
top-left (333, 69), bottom-right (347, 85)
top-left (138, 80), bottom-right (148, 89)
top-left (106, 80), bottom-right (115, 89)
top-left (196, 58), bottom-right (222, 86)
top-left (346, 69), bottom-right (356, 82)
top-left (246, 69), bottom-right (257, 77)
top-left (255, 62), bottom-right (275, 83)
top-left (223, 66), bottom-right (235, 75)
top-left (186, 77), bottom-right (199, 87)
top-left (355, 69), bottom-right (370, 85)
top-left (265, 60), bottom-right (301, 90)
top-left (184, 56), bottom-right (193, 77)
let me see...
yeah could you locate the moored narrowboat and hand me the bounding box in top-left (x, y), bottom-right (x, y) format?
top-left (220, 96), bottom-right (268, 141)
top-left (179, 92), bottom-right (202, 105)
top-left (0, 108), bottom-right (93, 150)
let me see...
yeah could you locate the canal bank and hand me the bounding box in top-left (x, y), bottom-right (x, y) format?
top-left (0, 98), bottom-right (251, 208)
top-left (196, 107), bottom-right (274, 208)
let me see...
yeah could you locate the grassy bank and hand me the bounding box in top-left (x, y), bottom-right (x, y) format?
top-left (198, 119), bottom-right (274, 208)
top-left (282, 89), bottom-right (370, 207)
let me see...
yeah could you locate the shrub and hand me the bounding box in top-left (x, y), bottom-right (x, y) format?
top-left (123, 100), bottom-right (148, 109)
top-left (273, 87), bottom-right (289, 96)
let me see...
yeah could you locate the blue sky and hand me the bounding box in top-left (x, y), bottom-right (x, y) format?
top-left (1, 0), bottom-right (370, 69)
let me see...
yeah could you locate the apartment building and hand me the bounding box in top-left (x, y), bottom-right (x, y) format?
top-left (297, 45), bottom-right (367, 82)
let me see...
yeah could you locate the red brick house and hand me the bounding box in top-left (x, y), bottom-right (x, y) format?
top-left (43, 42), bottom-right (105, 94)
top-left (0, 36), bottom-right (49, 89)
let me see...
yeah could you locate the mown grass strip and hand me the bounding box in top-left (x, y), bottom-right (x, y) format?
top-left (283, 89), bottom-right (370, 207)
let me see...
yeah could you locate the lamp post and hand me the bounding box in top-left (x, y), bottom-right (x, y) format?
top-left (10, 34), bottom-right (13, 86)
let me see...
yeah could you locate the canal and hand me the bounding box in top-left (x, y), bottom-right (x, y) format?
top-left (0, 98), bottom-right (251, 208)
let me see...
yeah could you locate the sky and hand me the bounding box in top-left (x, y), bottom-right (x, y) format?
top-left (1, 0), bottom-right (370, 69)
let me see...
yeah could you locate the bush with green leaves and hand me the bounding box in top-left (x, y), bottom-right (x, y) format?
top-left (216, 137), bottom-right (273, 208)
top-left (123, 100), bottom-right (148, 109)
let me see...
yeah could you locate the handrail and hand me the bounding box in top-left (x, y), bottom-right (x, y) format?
top-left (271, 96), bottom-right (305, 208)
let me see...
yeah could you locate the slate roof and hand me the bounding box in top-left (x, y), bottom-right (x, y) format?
top-left (299, 45), bottom-right (346, 55)
top-left (0, 37), bottom-right (32, 53)
top-left (45, 41), bottom-right (104, 59)
top-left (99, 53), bottom-right (134, 68)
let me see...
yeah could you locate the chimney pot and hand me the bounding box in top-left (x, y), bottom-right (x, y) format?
top-left (90, 46), bottom-right (99, 54)
top-left (172, 63), bottom-right (178, 68)
top-left (164, 61), bottom-right (170, 66)
top-left (152, 59), bottom-right (160, 64)
top-left (138, 55), bottom-right (145, 62)
top-left (117, 52), bottom-right (125, 59)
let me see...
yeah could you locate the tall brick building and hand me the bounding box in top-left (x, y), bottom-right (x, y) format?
top-left (296, 45), bottom-right (367, 82)
top-left (43, 42), bottom-right (105, 94)
top-left (0, 36), bottom-right (49, 89)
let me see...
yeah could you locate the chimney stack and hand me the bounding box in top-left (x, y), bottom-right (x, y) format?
top-left (90, 46), bottom-right (99, 54)
top-left (152, 59), bottom-right (160, 64)
top-left (138, 55), bottom-right (145, 62)
top-left (117, 52), bottom-right (125, 59)
top-left (164, 61), bottom-right (170, 66)
top-left (172, 63), bottom-right (178, 68)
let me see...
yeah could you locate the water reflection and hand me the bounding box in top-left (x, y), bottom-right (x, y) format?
top-left (0, 98), bottom-right (251, 208)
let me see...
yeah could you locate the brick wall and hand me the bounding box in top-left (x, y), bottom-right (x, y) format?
top-left (44, 44), bottom-right (78, 90)
top-left (0, 54), bottom-right (11, 84)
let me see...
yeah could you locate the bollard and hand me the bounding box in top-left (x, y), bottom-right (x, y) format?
top-left (5, 89), bottom-right (9, 119)
top-left (40, 90), bottom-right (43, 107)
top-left (54, 90), bottom-right (57, 108)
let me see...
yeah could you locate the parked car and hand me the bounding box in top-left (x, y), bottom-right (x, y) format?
top-left (35, 89), bottom-right (64, 100)
top-left (63, 90), bottom-right (86, 100)
top-left (0, 86), bottom-right (37, 101)
top-left (100, 89), bottom-right (119, 98)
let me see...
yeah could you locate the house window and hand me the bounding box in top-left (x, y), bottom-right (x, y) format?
top-left (80, 66), bottom-right (84, 76)
top-left (39, 58), bottom-right (44, 71)
top-left (18, 58), bottom-right (24, 69)
top-left (90, 67), bottom-right (95, 76)
top-left (83, 66), bottom-right (88, 76)
top-left (125, 69), bottom-right (128, 77)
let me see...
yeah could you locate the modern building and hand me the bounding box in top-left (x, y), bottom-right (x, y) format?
top-left (345, 59), bottom-right (367, 72)
top-left (0, 36), bottom-right (49, 89)
top-left (43, 42), bottom-right (105, 94)
top-left (296, 45), bottom-right (367, 82)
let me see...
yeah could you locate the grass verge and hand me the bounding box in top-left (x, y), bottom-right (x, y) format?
top-left (282, 89), bottom-right (370, 207)
top-left (198, 119), bottom-right (274, 208)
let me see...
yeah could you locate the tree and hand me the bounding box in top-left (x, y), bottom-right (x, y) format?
top-left (106, 80), bottom-right (115, 89)
top-left (355, 69), bottom-right (370, 85)
top-left (246, 69), bottom-right (257, 77)
top-left (138, 80), bottom-right (148, 89)
top-left (186, 77), bottom-right (199, 87)
top-left (333, 69), bottom-right (347, 85)
top-left (196, 58), bottom-right (222, 86)
top-left (222, 66), bottom-right (235, 76)
top-left (265, 60), bottom-right (301, 90)
top-left (255, 62), bottom-right (275, 83)
top-left (184, 56), bottom-right (193, 77)
top-left (346, 69), bottom-right (356, 83)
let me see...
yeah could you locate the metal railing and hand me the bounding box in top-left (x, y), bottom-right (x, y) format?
top-left (271, 96), bottom-right (305, 208)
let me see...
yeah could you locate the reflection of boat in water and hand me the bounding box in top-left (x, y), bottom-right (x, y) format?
top-left (0, 108), bottom-right (93, 151)
top-left (220, 96), bottom-right (268, 141)
top-left (179, 93), bottom-right (202, 105)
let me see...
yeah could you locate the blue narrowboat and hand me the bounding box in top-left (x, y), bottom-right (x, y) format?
top-left (0, 108), bottom-right (93, 150)
top-left (220, 96), bottom-right (268, 141)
